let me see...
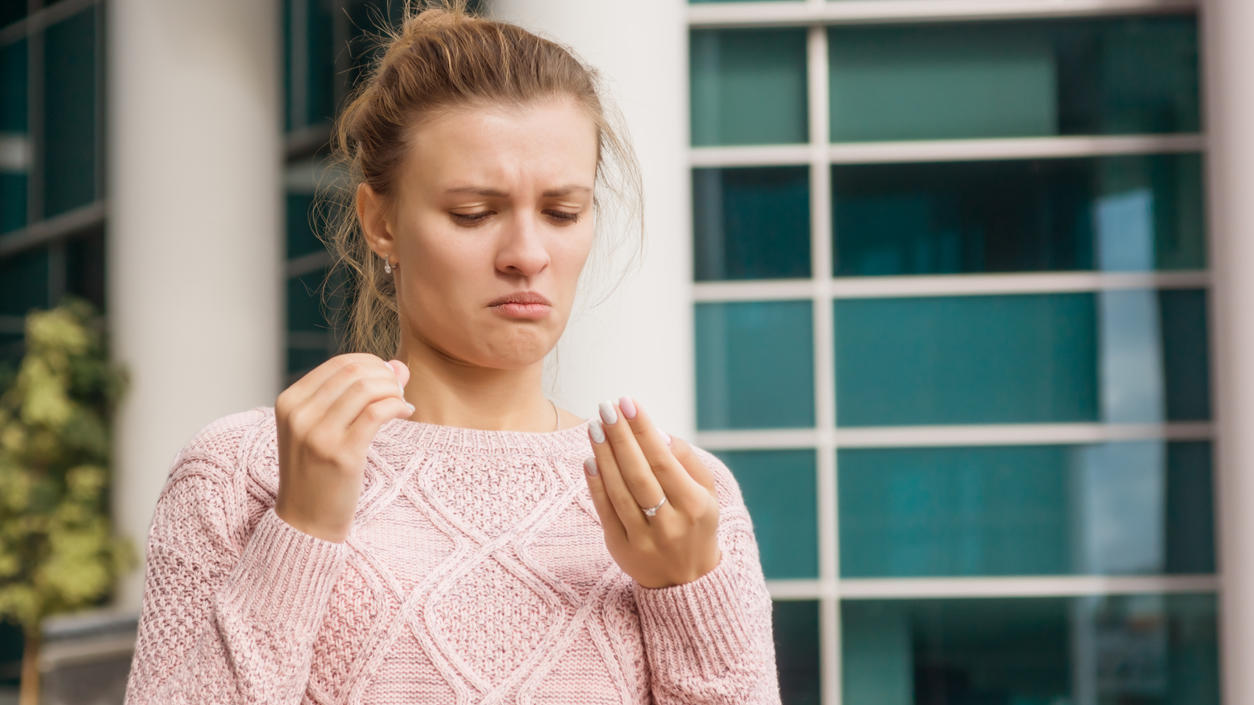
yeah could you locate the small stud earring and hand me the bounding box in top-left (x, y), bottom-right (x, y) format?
top-left (384, 259), bottom-right (392, 274)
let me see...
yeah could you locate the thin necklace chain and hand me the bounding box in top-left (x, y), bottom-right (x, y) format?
top-left (549, 398), bottom-right (559, 431)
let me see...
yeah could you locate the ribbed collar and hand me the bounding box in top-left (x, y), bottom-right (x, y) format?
top-left (374, 415), bottom-right (593, 456)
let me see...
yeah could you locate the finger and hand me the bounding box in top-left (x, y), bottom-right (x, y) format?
top-left (618, 397), bottom-right (711, 515)
top-left (588, 418), bottom-right (649, 536)
top-left (344, 395), bottom-right (416, 451)
top-left (301, 361), bottom-right (408, 428)
top-left (581, 456), bottom-right (629, 545)
top-left (388, 360), bottom-right (412, 397)
top-left (282, 353), bottom-right (394, 408)
top-left (322, 369), bottom-right (416, 429)
top-left (597, 400), bottom-right (668, 515)
top-left (668, 435), bottom-right (718, 496)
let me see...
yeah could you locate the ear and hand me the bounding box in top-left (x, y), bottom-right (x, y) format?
top-left (356, 182), bottom-right (395, 260)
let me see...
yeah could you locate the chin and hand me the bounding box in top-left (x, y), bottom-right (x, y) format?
top-left (477, 330), bottom-right (557, 369)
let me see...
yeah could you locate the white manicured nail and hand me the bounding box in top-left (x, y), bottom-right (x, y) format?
top-left (598, 400), bottom-right (618, 425)
top-left (588, 418), bottom-right (606, 443)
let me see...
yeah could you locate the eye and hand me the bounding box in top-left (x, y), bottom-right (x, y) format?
top-left (546, 210), bottom-right (581, 224)
top-left (451, 211), bottom-right (492, 225)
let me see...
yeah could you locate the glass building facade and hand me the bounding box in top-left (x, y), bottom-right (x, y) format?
top-left (689, 4), bottom-right (1217, 704)
top-left (0, 1), bottom-right (1234, 702)
top-left (0, 0), bottom-right (106, 372)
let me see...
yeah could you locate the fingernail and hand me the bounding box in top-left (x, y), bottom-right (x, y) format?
top-left (405, 403), bottom-right (415, 414)
top-left (598, 400), bottom-right (618, 425)
top-left (588, 418), bottom-right (606, 443)
top-left (584, 457), bottom-right (598, 476)
top-left (619, 396), bottom-right (637, 420)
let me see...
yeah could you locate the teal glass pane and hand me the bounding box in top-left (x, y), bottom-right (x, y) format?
top-left (839, 441), bottom-right (1214, 578)
top-left (0, 172), bottom-right (26, 234)
top-left (690, 29), bottom-right (807, 146)
top-left (1, 39), bottom-right (28, 234)
top-left (773, 600), bottom-right (821, 705)
top-left (287, 269), bottom-right (331, 333)
top-left (42, 7), bottom-right (99, 217)
top-left (286, 344), bottom-right (332, 381)
top-left (1161, 289), bottom-right (1210, 421)
top-left (694, 166), bottom-right (811, 281)
top-left (832, 154), bottom-right (1205, 276)
top-left (0, 247), bottom-right (49, 317)
top-left (829, 16), bottom-right (1199, 142)
top-left (1, 39), bottom-right (24, 133)
top-left (347, 0), bottom-right (408, 92)
top-left (842, 594), bottom-right (1219, 705)
top-left (284, 0), bottom-right (336, 132)
top-left (65, 227), bottom-right (106, 313)
top-left (714, 449), bottom-right (818, 579)
top-left (286, 193), bottom-right (321, 259)
top-left (0, 330), bottom-right (24, 375)
top-left (697, 300), bottom-right (814, 430)
top-left (0, 4), bottom-right (26, 28)
top-left (834, 290), bottom-right (1210, 426)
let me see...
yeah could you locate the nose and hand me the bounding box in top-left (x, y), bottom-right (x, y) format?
top-left (494, 210), bottom-right (551, 277)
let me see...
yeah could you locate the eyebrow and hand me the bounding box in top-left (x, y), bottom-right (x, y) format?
top-left (444, 185), bottom-right (592, 198)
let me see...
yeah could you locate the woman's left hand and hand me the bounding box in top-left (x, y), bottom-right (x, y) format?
top-left (582, 397), bottom-right (722, 588)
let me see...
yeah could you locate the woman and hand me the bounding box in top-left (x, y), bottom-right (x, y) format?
top-left (124, 2), bottom-right (780, 703)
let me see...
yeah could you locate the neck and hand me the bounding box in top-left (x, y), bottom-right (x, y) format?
top-left (396, 340), bottom-right (561, 433)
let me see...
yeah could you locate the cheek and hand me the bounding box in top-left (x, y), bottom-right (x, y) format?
top-left (554, 226), bottom-right (596, 275)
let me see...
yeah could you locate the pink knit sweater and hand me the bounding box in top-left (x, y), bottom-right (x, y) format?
top-left (124, 406), bottom-right (781, 704)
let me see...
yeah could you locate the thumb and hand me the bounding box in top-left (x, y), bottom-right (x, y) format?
top-left (668, 435), bottom-right (718, 496)
top-left (387, 359), bottom-right (411, 389)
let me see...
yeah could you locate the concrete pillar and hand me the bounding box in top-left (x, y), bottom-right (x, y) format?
top-left (1202, 0), bottom-right (1254, 701)
top-left (106, 0), bottom-right (283, 610)
top-left (488, 0), bottom-right (694, 438)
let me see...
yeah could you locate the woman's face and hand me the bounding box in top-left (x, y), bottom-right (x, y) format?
top-left (359, 95), bottom-right (599, 370)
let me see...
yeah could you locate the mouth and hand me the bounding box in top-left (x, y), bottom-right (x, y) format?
top-left (488, 291), bottom-right (552, 320)
top-left (489, 291), bottom-right (552, 307)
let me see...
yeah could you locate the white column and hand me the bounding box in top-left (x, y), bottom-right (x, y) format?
top-left (107, 0), bottom-right (283, 610)
top-left (1202, 0), bottom-right (1254, 701)
top-left (489, 0), bottom-right (694, 438)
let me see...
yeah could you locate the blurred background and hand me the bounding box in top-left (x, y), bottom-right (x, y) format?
top-left (2, 0), bottom-right (1252, 703)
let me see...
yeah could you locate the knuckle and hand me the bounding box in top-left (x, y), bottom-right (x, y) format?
top-left (361, 402), bottom-right (388, 423)
top-left (287, 405), bottom-right (311, 434)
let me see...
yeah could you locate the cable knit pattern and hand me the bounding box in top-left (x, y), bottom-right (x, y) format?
top-left (124, 405), bottom-right (781, 704)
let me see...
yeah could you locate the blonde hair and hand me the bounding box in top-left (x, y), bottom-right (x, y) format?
top-left (314, 0), bottom-right (644, 360)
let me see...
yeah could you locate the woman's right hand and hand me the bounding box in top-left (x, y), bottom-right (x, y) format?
top-left (274, 353), bottom-right (414, 542)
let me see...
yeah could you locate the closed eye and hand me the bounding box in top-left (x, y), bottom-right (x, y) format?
top-left (546, 210), bottom-right (581, 223)
top-left (451, 212), bottom-right (492, 224)
top-left (450, 211), bottom-right (581, 225)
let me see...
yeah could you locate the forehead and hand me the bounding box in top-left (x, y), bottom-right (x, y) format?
top-left (399, 96), bottom-right (599, 194)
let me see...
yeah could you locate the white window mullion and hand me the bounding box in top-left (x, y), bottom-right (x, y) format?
top-left (839, 574), bottom-right (1220, 600)
top-left (689, 0), bottom-right (1198, 30)
top-left (696, 421), bottom-right (1214, 450)
top-left (767, 574), bottom-right (1219, 600)
top-left (690, 133), bottom-right (1205, 169)
top-left (693, 271), bottom-right (1211, 302)
top-left (806, 22), bottom-right (843, 705)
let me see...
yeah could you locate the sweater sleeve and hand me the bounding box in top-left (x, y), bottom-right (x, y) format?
top-left (124, 448), bottom-right (348, 704)
top-left (632, 446), bottom-right (782, 705)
